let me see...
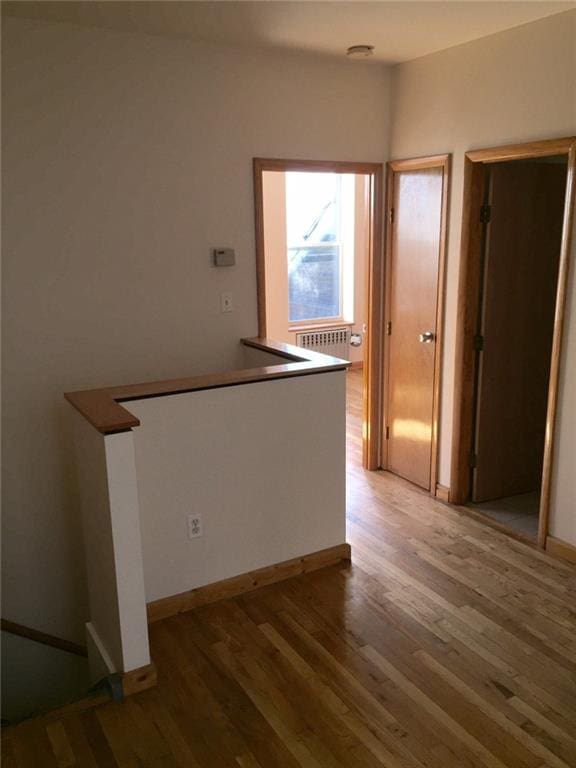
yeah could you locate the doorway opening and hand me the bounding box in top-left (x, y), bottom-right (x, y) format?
top-left (451, 137), bottom-right (576, 547)
top-left (254, 159), bottom-right (384, 469)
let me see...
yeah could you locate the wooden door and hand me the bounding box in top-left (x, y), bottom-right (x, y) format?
top-left (386, 165), bottom-right (445, 490)
top-left (472, 161), bottom-right (566, 502)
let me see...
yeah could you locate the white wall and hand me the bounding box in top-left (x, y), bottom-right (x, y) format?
top-left (128, 372), bottom-right (346, 603)
top-left (389, 10), bottom-right (576, 542)
top-left (2, 16), bottom-right (391, 640)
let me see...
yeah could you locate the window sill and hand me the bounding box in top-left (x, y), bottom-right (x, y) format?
top-left (288, 321), bottom-right (354, 333)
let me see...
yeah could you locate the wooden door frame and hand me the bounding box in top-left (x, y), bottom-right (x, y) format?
top-left (449, 137), bottom-right (576, 548)
top-left (382, 154), bottom-right (451, 494)
top-left (253, 158), bottom-right (384, 469)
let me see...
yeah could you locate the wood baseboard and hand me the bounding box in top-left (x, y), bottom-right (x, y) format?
top-left (545, 535), bottom-right (576, 566)
top-left (121, 663), bottom-right (157, 697)
top-left (349, 361), bottom-right (364, 371)
top-left (147, 543), bottom-right (352, 623)
top-left (1, 618), bottom-right (87, 657)
top-left (435, 484), bottom-right (450, 502)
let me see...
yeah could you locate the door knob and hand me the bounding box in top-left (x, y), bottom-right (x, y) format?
top-left (419, 331), bottom-right (435, 343)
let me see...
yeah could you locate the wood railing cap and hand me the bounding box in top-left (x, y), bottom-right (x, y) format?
top-left (65, 337), bottom-right (350, 434)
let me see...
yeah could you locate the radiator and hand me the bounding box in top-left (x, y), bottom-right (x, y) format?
top-left (295, 327), bottom-right (351, 360)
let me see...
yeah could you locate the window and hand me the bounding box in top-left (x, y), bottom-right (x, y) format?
top-left (286, 173), bottom-right (343, 324)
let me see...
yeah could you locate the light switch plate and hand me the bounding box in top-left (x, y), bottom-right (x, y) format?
top-left (221, 292), bottom-right (233, 312)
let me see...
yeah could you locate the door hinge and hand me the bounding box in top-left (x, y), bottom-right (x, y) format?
top-left (473, 333), bottom-right (484, 352)
top-left (389, 207), bottom-right (395, 224)
top-left (470, 452), bottom-right (478, 468)
top-left (386, 321), bottom-right (392, 335)
top-left (480, 204), bottom-right (492, 224)
top-left (385, 426), bottom-right (390, 440)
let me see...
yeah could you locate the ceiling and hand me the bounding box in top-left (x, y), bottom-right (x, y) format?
top-left (3, 1), bottom-right (575, 64)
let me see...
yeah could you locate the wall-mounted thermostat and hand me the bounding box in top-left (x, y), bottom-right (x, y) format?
top-left (212, 248), bottom-right (236, 267)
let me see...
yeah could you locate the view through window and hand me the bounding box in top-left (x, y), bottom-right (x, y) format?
top-left (286, 172), bottom-right (342, 323)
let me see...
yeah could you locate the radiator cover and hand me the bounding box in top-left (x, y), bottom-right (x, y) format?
top-left (295, 328), bottom-right (351, 361)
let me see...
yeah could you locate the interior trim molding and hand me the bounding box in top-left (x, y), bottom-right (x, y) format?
top-left (147, 543), bottom-right (352, 624)
top-left (545, 535), bottom-right (576, 566)
top-left (435, 484), bottom-right (450, 502)
top-left (1, 618), bottom-right (87, 657)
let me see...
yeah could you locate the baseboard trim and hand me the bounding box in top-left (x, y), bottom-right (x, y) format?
top-left (121, 663), bottom-right (157, 697)
top-left (435, 484), bottom-right (450, 502)
top-left (545, 535), bottom-right (576, 566)
top-left (147, 543), bottom-right (352, 623)
top-left (349, 361), bottom-right (364, 371)
top-left (1, 618), bottom-right (87, 657)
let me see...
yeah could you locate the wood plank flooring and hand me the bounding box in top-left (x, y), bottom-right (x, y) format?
top-left (3, 370), bottom-right (576, 767)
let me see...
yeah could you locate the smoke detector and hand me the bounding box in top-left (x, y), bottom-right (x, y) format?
top-left (346, 45), bottom-right (375, 59)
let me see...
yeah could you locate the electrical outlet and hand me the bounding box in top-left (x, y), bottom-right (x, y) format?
top-left (221, 292), bottom-right (233, 313)
top-left (187, 514), bottom-right (203, 539)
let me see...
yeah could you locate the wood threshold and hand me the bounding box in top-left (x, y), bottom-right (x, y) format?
top-left (377, 468), bottom-right (539, 548)
top-left (1, 618), bottom-right (88, 657)
top-left (147, 543), bottom-right (352, 623)
top-left (545, 535), bottom-right (576, 566)
top-left (449, 503), bottom-right (537, 548)
top-left (435, 485), bottom-right (575, 567)
top-left (65, 337), bottom-right (349, 434)
top-left (449, 136), bottom-right (576, 552)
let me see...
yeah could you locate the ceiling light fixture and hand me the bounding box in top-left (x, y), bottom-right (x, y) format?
top-left (346, 45), bottom-right (375, 59)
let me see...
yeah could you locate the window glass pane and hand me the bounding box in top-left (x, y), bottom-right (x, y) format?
top-left (288, 245), bottom-right (341, 322)
top-left (286, 173), bottom-right (339, 246)
top-left (286, 172), bottom-right (342, 322)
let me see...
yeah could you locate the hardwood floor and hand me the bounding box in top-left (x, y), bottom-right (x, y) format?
top-left (4, 370), bottom-right (576, 767)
